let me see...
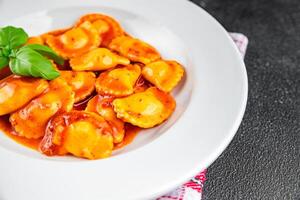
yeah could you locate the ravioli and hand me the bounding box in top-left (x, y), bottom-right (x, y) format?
top-left (112, 87), bottom-right (176, 128)
top-left (70, 48), bottom-right (130, 71)
top-left (60, 71), bottom-right (96, 102)
top-left (40, 28), bottom-right (71, 46)
top-left (86, 95), bottom-right (125, 143)
top-left (0, 75), bottom-right (49, 116)
top-left (95, 64), bottom-right (141, 97)
top-left (75, 13), bottom-right (124, 47)
top-left (0, 13), bottom-right (186, 160)
top-left (39, 111), bottom-right (114, 159)
top-left (26, 36), bottom-right (44, 45)
top-left (10, 78), bottom-right (74, 139)
top-left (109, 36), bottom-right (161, 64)
top-left (46, 21), bottom-right (101, 58)
top-left (142, 60), bottom-right (184, 92)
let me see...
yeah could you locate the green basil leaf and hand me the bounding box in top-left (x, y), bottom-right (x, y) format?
top-left (0, 26), bottom-right (28, 49)
top-left (1, 46), bottom-right (11, 57)
top-left (9, 47), bottom-right (60, 80)
top-left (0, 56), bottom-right (9, 69)
top-left (24, 44), bottom-right (64, 65)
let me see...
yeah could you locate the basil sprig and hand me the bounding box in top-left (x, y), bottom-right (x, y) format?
top-left (0, 26), bottom-right (63, 80)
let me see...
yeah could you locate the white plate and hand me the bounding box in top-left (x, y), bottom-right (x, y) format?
top-left (0, 0), bottom-right (247, 199)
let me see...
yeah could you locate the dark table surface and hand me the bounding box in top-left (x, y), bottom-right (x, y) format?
top-left (189, 0), bottom-right (300, 199)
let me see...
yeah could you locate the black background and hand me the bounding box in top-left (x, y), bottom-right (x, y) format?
top-left (189, 0), bottom-right (300, 199)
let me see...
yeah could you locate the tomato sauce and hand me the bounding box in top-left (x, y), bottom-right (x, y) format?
top-left (0, 115), bottom-right (140, 152)
top-left (114, 125), bottom-right (140, 150)
top-left (73, 93), bottom-right (96, 110)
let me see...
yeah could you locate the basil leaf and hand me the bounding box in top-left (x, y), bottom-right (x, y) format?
top-left (0, 56), bottom-right (9, 69)
top-left (0, 26), bottom-right (28, 49)
top-left (0, 50), bottom-right (9, 69)
top-left (9, 47), bottom-right (60, 80)
top-left (25, 44), bottom-right (64, 65)
top-left (1, 46), bottom-right (11, 57)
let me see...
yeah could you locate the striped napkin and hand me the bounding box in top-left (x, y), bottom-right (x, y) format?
top-left (157, 33), bottom-right (249, 200)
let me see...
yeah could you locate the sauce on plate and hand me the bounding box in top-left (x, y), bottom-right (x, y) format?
top-left (0, 115), bottom-right (140, 151)
top-left (114, 125), bottom-right (140, 150)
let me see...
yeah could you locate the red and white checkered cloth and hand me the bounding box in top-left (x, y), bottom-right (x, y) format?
top-left (157, 33), bottom-right (248, 200)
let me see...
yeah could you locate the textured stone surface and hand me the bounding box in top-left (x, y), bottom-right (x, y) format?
top-left (189, 0), bottom-right (300, 199)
